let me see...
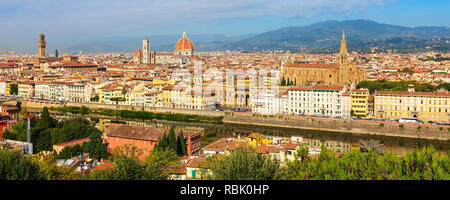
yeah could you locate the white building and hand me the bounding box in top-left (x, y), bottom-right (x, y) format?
top-left (0, 81), bottom-right (9, 96)
top-left (287, 85), bottom-right (347, 117)
top-left (35, 82), bottom-right (51, 100)
top-left (251, 91), bottom-right (281, 115)
top-left (49, 83), bottom-right (66, 101)
top-left (64, 83), bottom-right (92, 103)
top-left (341, 92), bottom-right (352, 118)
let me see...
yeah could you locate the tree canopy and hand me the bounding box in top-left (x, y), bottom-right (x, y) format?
top-left (207, 146), bottom-right (283, 180)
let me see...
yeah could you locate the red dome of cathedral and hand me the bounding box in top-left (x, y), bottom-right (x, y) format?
top-left (174, 32), bottom-right (195, 52)
top-left (133, 47), bottom-right (142, 57)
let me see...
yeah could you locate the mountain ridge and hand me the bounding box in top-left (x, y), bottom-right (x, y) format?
top-left (63, 19), bottom-right (450, 53)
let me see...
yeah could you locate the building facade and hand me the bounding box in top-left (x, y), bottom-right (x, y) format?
top-left (281, 32), bottom-right (366, 87)
top-left (374, 89), bottom-right (450, 123)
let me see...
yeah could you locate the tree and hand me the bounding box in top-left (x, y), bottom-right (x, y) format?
top-left (0, 149), bottom-right (43, 180)
top-left (285, 145), bottom-right (449, 180)
top-left (177, 130), bottom-right (187, 156)
top-left (145, 148), bottom-right (179, 171)
top-left (80, 106), bottom-right (89, 116)
top-left (281, 76), bottom-right (286, 86)
top-left (9, 83), bottom-right (18, 95)
top-left (167, 127), bottom-right (177, 153)
top-left (56, 144), bottom-right (83, 159)
top-left (158, 132), bottom-right (169, 150)
top-left (32, 151), bottom-right (78, 180)
top-left (83, 133), bottom-right (108, 160)
top-left (90, 95), bottom-right (99, 102)
top-left (89, 145), bottom-right (166, 180)
top-left (207, 146), bottom-right (283, 180)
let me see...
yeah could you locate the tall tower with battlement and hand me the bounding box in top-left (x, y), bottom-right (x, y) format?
top-left (38, 33), bottom-right (46, 58)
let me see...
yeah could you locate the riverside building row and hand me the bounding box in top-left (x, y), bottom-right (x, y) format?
top-left (251, 85), bottom-right (450, 123)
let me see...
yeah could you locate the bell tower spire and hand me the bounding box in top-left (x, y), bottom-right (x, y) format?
top-left (339, 30), bottom-right (348, 66)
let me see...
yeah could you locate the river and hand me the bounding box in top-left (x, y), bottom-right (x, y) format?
top-left (49, 112), bottom-right (450, 156)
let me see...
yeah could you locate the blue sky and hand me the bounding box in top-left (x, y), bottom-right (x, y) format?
top-left (0, 0), bottom-right (449, 53)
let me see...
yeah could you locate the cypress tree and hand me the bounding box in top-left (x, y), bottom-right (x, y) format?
top-left (177, 130), bottom-right (187, 156)
top-left (281, 77), bottom-right (286, 86)
top-left (168, 127), bottom-right (177, 153)
top-left (162, 133), bottom-right (169, 149)
top-left (154, 136), bottom-right (161, 151)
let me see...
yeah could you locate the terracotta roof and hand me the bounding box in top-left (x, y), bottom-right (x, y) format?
top-left (49, 62), bottom-right (97, 68)
top-left (166, 164), bottom-right (187, 174)
top-left (285, 62), bottom-right (339, 69)
top-left (104, 124), bottom-right (200, 141)
top-left (186, 157), bottom-right (208, 169)
top-left (202, 138), bottom-right (230, 151)
top-left (256, 144), bottom-right (284, 154)
top-left (374, 90), bottom-right (450, 97)
top-left (54, 137), bottom-right (90, 147)
top-left (289, 85), bottom-right (344, 91)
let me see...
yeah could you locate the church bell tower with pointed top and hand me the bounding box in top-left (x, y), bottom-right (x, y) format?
top-left (339, 31), bottom-right (348, 66)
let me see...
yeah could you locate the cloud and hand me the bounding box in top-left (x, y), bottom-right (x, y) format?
top-left (1, 0), bottom-right (391, 29)
top-left (0, 0), bottom-right (392, 52)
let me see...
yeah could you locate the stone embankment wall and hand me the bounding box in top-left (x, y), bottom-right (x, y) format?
top-left (224, 113), bottom-right (450, 141)
top-left (15, 100), bottom-right (224, 116)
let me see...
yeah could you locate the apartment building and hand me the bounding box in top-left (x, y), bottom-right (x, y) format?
top-left (350, 88), bottom-right (370, 117)
top-left (34, 82), bottom-right (51, 99)
top-left (374, 88), bottom-right (450, 123)
top-left (65, 83), bottom-right (92, 103)
top-left (18, 81), bottom-right (35, 98)
top-left (251, 91), bottom-right (281, 115)
top-left (287, 85), bottom-right (347, 117)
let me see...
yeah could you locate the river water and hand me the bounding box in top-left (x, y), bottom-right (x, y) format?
top-left (50, 113), bottom-right (449, 155)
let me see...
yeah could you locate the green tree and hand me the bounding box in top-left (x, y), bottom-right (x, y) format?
top-left (31, 152), bottom-right (79, 180)
top-left (80, 106), bottom-right (90, 116)
top-left (285, 145), bottom-right (449, 180)
top-left (167, 127), bottom-right (177, 153)
top-left (207, 146), bottom-right (283, 180)
top-left (0, 149), bottom-right (43, 180)
top-left (176, 130), bottom-right (187, 156)
top-left (89, 145), bottom-right (166, 180)
top-left (56, 144), bottom-right (83, 159)
top-left (9, 83), bottom-right (18, 95)
top-left (281, 76), bottom-right (286, 86)
top-left (144, 148), bottom-right (180, 171)
top-left (83, 133), bottom-right (108, 160)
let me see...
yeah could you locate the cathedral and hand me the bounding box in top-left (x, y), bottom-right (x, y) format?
top-left (134, 31), bottom-right (196, 65)
top-left (281, 32), bottom-right (366, 88)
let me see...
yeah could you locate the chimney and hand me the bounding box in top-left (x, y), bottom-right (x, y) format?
top-left (407, 84), bottom-right (415, 93)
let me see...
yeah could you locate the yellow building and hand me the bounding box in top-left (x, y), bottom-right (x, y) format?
top-left (246, 133), bottom-right (272, 148)
top-left (18, 81), bottom-right (35, 98)
top-left (350, 88), bottom-right (370, 117)
top-left (374, 89), bottom-right (450, 123)
top-left (153, 78), bottom-right (175, 85)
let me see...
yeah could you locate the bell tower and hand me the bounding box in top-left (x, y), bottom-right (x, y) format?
top-left (339, 31), bottom-right (348, 66)
top-left (38, 33), bottom-right (46, 58)
top-left (338, 31), bottom-right (350, 85)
